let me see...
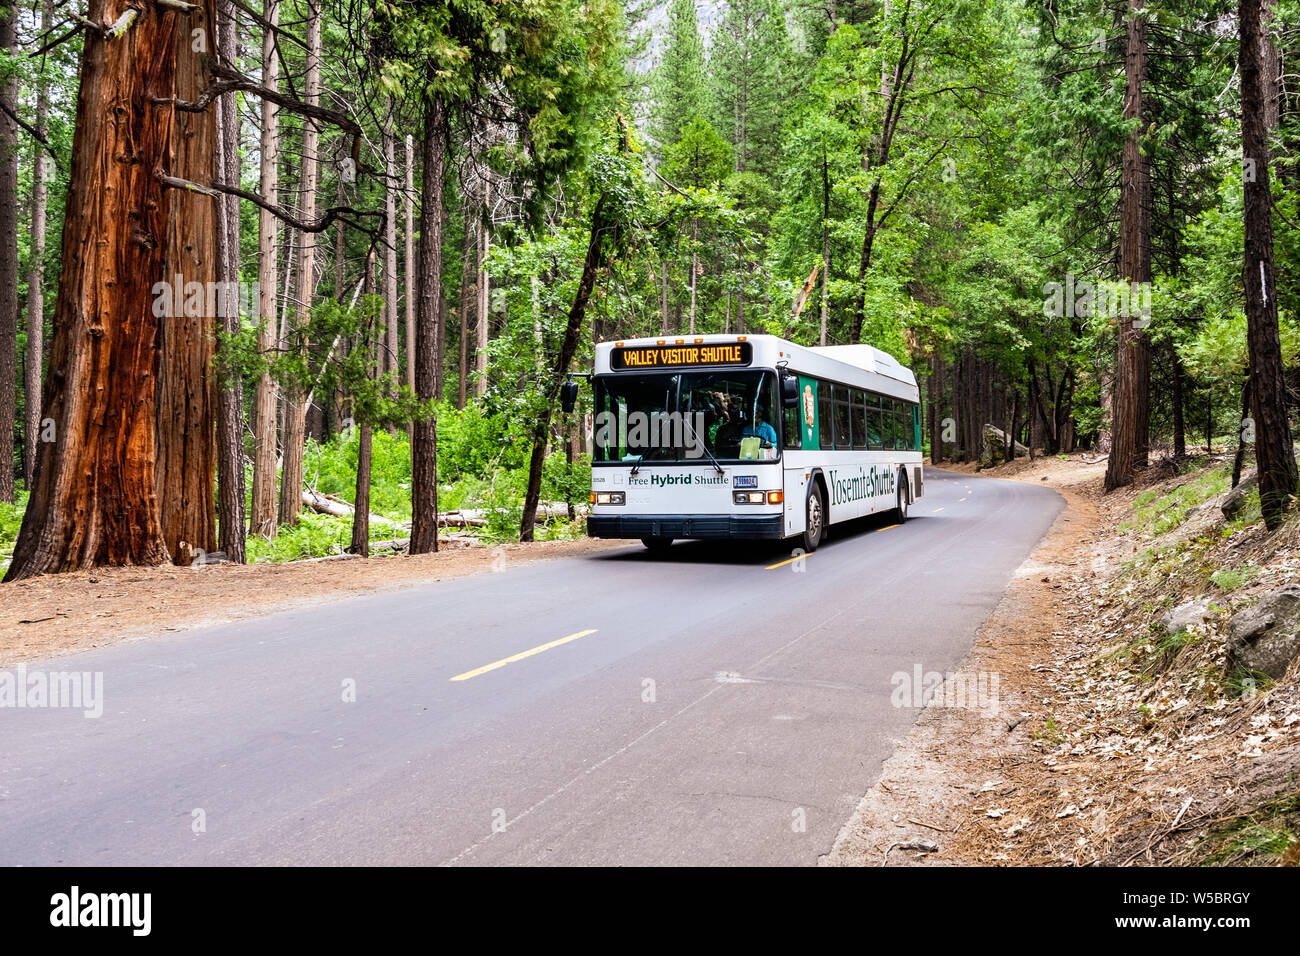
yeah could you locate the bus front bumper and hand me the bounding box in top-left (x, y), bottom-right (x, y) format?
top-left (586, 513), bottom-right (785, 540)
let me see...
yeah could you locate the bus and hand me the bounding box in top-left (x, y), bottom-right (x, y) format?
top-left (581, 333), bottom-right (924, 552)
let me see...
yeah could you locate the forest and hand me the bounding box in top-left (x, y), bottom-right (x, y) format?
top-left (0, 0), bottom-right (1296, 580)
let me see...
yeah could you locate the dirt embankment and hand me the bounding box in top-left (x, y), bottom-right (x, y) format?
top-left (1, 538), bottom-right (623, 667)
top-left (826, 454), bottom-right (1300, 867)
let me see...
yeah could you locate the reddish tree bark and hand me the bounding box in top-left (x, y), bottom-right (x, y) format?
top-left (6, 2), bottom-right (180, 580)
top-left (156, 0), bottom-right (218, 564)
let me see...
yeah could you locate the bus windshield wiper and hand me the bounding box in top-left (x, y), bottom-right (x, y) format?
top-left (628, 454), bottom-right (644, 477)
top-left (683, 416), bottom-right (725, 476)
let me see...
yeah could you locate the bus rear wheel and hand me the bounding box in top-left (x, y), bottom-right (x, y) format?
top-left (801, 486), bottom-right (825, 552)
top-left (641, 536), bottom-right (673, 551)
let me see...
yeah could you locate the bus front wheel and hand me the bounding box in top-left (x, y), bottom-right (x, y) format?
top-left (895, 475), bottom-right (910, 524)
top-left (802, 486), bottom-right (825, 552)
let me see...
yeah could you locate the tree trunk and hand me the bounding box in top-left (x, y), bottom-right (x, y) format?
top-left (820, 151), bottom-right (831, 347)
top-left (0, 9), bottom-right (18, 503)
top-left (1171, 342), bottom-right (1186, 459)
top-left (277, 0), bottom-right (321, 528)
top-left (1105, 0), bottom-right (1152, 492)
top-left (214, 0), bottom-right (245, 563)
top-left (383, 111), bottom-right (399, 381)
top-left (156, 0), bottom-right (219, 564)
top-left (457, 200), bottom-right (476, 409)
top-left (520, 195), bottom-right (611, 542)
top-left (250, 1), bottom-right (280, 537)
top-left (6, 1), bottom-right (179, 580)
top-left (409, 93), bottom-right (446, 555)
top-left (475, 182), bottom-right (490, 399)
top-left (1241, 0), bottom-right (1298, 528)
top-left (1232, 375), bottom-right (1251, 488)
top-left (351, 251), bottom-right (376, 556)
top-left (405, 134), bottom-right (416, 393)
top-left (22, 0), bottom-right (51, 492)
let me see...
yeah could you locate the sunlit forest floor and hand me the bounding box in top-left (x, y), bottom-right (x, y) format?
top-left (828, 453), bottom-right (1300, 867)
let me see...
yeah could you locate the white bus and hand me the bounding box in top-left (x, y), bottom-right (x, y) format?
top-left (582, 333), bottom-right (924, 552)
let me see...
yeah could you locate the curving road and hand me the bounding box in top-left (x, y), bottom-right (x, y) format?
top-left (0, 468), bottom-right (1061, 866)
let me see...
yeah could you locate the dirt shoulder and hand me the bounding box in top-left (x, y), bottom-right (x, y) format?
top-left (1, 537), bottom-right (624, 667)
top-left (825, 454), bottom-right (1300, 867)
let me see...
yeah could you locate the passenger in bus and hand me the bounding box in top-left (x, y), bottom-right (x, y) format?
top-left (742, 410), bottom-right (778, 449)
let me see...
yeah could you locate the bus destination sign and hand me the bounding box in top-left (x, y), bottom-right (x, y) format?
top-left (611, 342), bottom-right (753, 370)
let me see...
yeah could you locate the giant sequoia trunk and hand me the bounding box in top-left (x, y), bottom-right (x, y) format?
top-left (1241, 0), bottom-right (1298, 528)
top-left (6, 2), bottom-right (180, 580)
top-left (156, 0), bottom-right (218, 564)
top-left (1105, 0), bottom-right (1152, 492)
top-left (408, 93), bottom-right (446, 555)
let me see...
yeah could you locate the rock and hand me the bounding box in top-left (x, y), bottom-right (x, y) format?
top-left (1162, 598), bottom-right (1213, 633)
top-left (979, 424), bottom-right (1029, 468)
top-left (1228, 584), bottom-right (1300, 679)
top-left (1221, 472), bottom-right (1260, 520)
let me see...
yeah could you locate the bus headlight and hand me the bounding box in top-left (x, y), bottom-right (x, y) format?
top-left (734, 491), bottom-right (767, 505)
top-left (595, 492), bottom-right (625, 505)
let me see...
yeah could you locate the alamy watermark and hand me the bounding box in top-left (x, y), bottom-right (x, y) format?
top-left (152, 275), bottom-right (259, 320)
top-left (891, 664), bottom-right (1000, 716)
top-left (0, 664), bottom-right (103, 718)
top-left (593, 409), bottom-right (708, 459)
top-left (1043, 274), bottom-right (1152, 329)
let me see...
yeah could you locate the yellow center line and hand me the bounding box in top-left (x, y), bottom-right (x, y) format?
top-left (958, 497), bottom-right (967, 502)
top-left (877, 524), bottom-right (899, 532)
top-left (931, 507), bottom-right (944, 513)
top-left (765, 553), bottom-right (809, 571)
top-left (450, 629), bottom-right (598, 681)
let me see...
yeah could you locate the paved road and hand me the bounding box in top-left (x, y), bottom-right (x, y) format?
top-left (0, 468), bottom-right (1061, 866)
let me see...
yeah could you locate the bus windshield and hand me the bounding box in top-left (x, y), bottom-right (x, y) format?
top-left (594, 370), bottom-right (778, 463)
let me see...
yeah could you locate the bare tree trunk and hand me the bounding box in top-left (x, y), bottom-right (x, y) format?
top-left (250, 0), bottom-right (280, 537)
top-left (156, 0), bottom-right (219, 564)
top-left (660, 261), bottom-right (669, 333)
top-left (409, 93), bottom-right (446, 555)
top-left (351, 251), bottom-right (376, 556)
top-left (404, 134), bottom-right (416, 392)
top-left (6, 0), bottom-right (179, 580)
top-left (1105, 0), bottom-right (1151, 492)
top-left (214, 0), bottom-right (245, 562)
top-left (383, 110), bottom-right (399, 381)
top-left (820, 151), bottom-right (831, 347)
top-left (688, 221), bottom-right (698, 334)
top-left (1242, 0), bottom-right (1298, 528)
top-left (474, 181), bottom-right (490, 399)
top-left (0, 10), bottom-right (18, 503)
top-left (277, 0), bottom-right (321, 528)
top-left (22, 0), bottom-right (51, 491)
top-left (521, 194), bottom-right (613, 542)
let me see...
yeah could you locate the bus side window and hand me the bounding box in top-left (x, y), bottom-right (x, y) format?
top-left (852, 390), bottom-right (868, 451)
top-left (883, 398), bottom-right (898, 449)
top-left (834, 384), bottom-right (852, 450)
top-left (818, 383), bottom-right (834, 450)
top-left (783, 405), bottom-right (801, 450)
top-left (867, 395), bottom-right (883, 450)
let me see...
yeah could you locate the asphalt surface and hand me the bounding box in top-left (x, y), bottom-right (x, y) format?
top-left (0, 467), bottom-right (1062, 866)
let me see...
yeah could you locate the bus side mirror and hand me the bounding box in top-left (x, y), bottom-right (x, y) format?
top-left (560, 380), bottom-right (580, 414)
top-left (781, 374), bottom-right (799, 408)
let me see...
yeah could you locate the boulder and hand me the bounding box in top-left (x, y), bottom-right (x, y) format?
top-left (1228, 584), bottom-right (1300, 679)
top-left (1161, 598), bottom-right (1213, 634)
top-left (979, 424), bottom-right (1029, 468)
top-left (1221, 472), bottom-right (1260, 520)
